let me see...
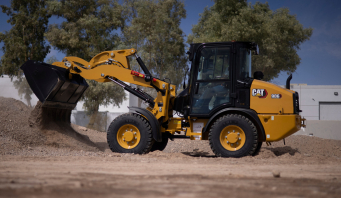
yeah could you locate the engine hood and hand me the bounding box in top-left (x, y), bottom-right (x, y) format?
top-left (250, 80), bottom-right (296, 114)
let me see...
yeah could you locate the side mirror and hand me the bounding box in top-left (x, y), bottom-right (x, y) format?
top-left (254, 45), bottom-right (259, 55)
top-left (250, 42), bottom-right (259, 55)
top-left (254, 71), bottom-right (264, 80)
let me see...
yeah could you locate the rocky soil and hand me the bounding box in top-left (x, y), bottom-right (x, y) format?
top-left (1, 97), bottom-right (341, 198)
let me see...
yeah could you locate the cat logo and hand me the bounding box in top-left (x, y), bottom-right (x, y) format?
top-left (252, 89), bottom-right (268, 98)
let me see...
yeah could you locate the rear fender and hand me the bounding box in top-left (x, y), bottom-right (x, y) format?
top-left (128, 107), bottom-right (161, 142)
top-left (202, 108), bottom-right (266, 142)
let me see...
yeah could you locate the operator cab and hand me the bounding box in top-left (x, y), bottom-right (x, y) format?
top-left (174, 42), bottom-right (259, 117)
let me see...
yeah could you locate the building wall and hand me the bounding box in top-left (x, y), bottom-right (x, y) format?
top-left (1, 75), bottom-right (340, 122)
top-left (291, 85), bottom-right (341, 120)
top-left (0, 76), bottom-right (39, 106)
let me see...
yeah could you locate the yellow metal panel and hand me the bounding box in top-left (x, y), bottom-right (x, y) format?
top-left (185, 119), bottom-right (209, 140)
top-left (74, 64), bottom-right (155, 86)
top-left (258, 114), bottom-right (302, 141)
top-left (170, 85), bottom-right (176, 97)
top-left (64, 56), bottom-right (89, 68)
top-left (250, 80), bottom-right (294, 114)
top-left (89, 49), bottom-right (135, 69)
top-left (151, 83), bottom-right (171, 120)
top-left (165, 118), bottom-right (210, 140)
top-left (165, 118), bottom-right (183, 134)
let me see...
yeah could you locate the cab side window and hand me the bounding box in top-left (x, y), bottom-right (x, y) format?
top-left (192, 47), bottom-right (231, 115)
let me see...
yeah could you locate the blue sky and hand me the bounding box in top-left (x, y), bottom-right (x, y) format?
top-left (1, 0), bottom-right (341, 85)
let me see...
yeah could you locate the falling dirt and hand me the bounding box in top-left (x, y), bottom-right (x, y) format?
top-left (1, 96), bottom-right (341, 198)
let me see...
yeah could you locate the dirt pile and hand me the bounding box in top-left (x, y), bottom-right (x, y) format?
top-left (1, 96), bottom-right (341, 160)
top-left (0, 97), bottom-right (99, 154)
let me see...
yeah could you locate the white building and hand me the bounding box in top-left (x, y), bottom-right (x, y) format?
top-left (291, 84), bottom-right (341, 120)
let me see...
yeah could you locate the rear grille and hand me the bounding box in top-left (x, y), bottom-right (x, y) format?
top-left (293, 92), bottom-right (300, 114)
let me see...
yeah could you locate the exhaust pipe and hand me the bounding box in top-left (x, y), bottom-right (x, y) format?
top-left (286, 74), bottom-right (292, 90)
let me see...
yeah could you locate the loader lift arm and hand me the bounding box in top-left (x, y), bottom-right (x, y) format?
top-left (21, 48), bottom-right (176, 145)
top-left (52, 48), bottom-right (176, 122)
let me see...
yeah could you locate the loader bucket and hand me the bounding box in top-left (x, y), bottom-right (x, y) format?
top-left (21, 60), bottom-right (88, 110)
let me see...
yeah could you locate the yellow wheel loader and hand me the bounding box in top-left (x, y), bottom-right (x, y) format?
top-left (21, 41), bottom-right (306, 157)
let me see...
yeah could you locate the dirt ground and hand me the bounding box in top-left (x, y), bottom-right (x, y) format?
top-left (1, 97), bottom-right (341, 198)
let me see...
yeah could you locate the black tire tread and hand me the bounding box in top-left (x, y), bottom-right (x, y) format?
top-left (107, 113), bottom-right (154, 154)
top-left (208, 114), bottom-right (258, 157)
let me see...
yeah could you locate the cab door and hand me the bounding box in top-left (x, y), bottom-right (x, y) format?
top-left (190, 45), bottom-right (233, 116)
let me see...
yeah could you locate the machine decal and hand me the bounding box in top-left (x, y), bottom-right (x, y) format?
top-left (174, 120), bottom-right (181, 124)
top-left (252, 89), bottom-right (268, 98)
top-left (271, 94), bottom-right (282, 99)
top-left (193, 122), bottom-right (204, 132)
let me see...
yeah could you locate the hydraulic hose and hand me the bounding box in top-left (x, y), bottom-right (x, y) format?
top-left (107, 77), bottom-right (155, 107)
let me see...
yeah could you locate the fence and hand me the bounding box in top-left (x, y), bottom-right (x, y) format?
top-left (71, 111), bottom-right (125, 132)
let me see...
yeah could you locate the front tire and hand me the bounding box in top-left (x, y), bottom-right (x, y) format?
top-left (107, 113), bottom-right (154, 154)
top-left (209, 114), bottom-right (258, 158)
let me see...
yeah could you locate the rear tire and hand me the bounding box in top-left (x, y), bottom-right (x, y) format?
top-left (150, 132), bottom-right (169, 151)
top-left (209, 114), bottom-right (258, 158)
top-left (107, 113), bottom-right (154, 154)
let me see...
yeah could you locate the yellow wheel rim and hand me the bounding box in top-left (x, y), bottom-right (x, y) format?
top-left (220, 125), bottom-right (246, 151)
top-left (117, 124), bottom-right (141, 149)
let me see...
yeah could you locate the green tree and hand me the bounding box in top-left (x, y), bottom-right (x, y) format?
top-left (0, 0), bottom-right (51, 77)
top-left (46, 0), bottom-right (125, 60)
top-left (45, 0), bottom-right (126, 130)
top-left (0, 0), bottom-right (51, 107)
top-left (82, 80), bottom-right (126, 130)
top-left (188, 0), bottom-right (313, 81)
top-left (123, 0), bottom-right (188, 94)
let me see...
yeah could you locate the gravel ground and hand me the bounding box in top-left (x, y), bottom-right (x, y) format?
top-left (1, 96), bottom-right (341, 198)
top-left (1, 96), bottom-right (340, 160)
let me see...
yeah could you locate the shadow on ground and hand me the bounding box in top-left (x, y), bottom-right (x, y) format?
top-left (181, 150), bottom-right (216, 158)
top-left (264, 146), bottom-right (300, 156)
